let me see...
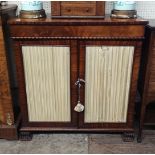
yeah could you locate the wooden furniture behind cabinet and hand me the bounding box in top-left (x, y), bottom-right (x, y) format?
top-left (0, 4), bottom-right (19, 140)
top-left (51, 1), bottom-right (105, 18)
top-left (8, 16), bottom-right (148, 141)
top-left (138, 20), bottom-right (155, 142)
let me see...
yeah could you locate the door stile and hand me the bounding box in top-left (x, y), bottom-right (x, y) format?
top-left (78, 41), bottom-right (86, 127)
top-left (70, 40), bottom-right (79, 127)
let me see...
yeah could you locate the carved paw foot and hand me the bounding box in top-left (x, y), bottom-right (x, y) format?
top-left (19, 132), bottom-right (33, 141)
top-left (137, 133), bottom-right (142, 143)
top-left (122, 132), bottom-right (135, 142)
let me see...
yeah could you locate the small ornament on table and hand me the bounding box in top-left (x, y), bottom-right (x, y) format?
top-left (111, 1), bottom-right (137, 19)
top-left (19, 1), bottom-right (46, 19)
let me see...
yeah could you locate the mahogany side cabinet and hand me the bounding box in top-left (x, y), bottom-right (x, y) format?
top-left (138, 20), bottom-right (155, 142)
top-left (0, 4), bottom-right (19, 140)
top-left (8, 16), bottom-right (148, 141)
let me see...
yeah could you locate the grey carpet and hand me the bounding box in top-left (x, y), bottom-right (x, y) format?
top-left (0, 130), bottom-right (155, 154)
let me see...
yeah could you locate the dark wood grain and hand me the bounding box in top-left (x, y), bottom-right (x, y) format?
top-left (51, 1), bottom-right (105, 17)
top-left (96, 2), bottom-right (105, 16)
top-left (20, 126), bottom-right (133, 132)
top-left (8, 15), bottom-right (148, 25)
top-left (0, 4), bottom-right (18, 140)
top-left (0, 114), bottom-right (20, 140)
top-left (51, 2), bottom-right (61, 16)
top-left (9, 25), bottom-right (145, 40)
top-left (0, 125), bottom-right (18, 140)
top-left (60, 2), bottom-right (96, 16)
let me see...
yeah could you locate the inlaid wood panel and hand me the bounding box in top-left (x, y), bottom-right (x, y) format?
top-left (84, 46), bottom-right (134, 123)
top-left (22, 46), bottom-right (71, 122)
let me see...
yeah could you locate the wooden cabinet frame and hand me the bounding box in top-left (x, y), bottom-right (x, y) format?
top-left (9, 17), bottom-right (147, 141)
top-left (13, 39), bottom-right (142, 132)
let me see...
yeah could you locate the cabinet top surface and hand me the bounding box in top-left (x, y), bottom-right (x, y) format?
top-left (9, 14), bottom-right (148, 26)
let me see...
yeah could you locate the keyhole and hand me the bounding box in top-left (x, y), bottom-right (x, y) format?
top-left (67, 9), bottom-right (71, 12)
top-left (86, 9), bottom-right (89, 12)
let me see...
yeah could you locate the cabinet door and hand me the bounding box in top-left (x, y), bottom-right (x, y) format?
top-left (78, 40), bottom-right (141, 129)
top-left (15, 40), bottom-right (78, 128)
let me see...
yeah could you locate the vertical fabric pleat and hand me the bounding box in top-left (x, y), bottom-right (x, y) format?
top-left (22, 46), bottom-right (71, 122)
top-left (84, 46), bottom-right (134, 123)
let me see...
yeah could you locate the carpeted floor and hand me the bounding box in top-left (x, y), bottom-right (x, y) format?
top-left (0, 130), bottom-right (155, 154)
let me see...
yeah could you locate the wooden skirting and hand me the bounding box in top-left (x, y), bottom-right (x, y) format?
top-left (0, 113), bottom-right (21, 140)
top-left (0, 125), bottom-right (18, 140)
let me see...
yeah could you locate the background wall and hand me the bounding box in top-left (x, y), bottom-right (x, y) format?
top-left (8, 1), bottom-right (155, 19)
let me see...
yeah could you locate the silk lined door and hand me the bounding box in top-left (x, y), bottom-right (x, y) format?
top-left (78, 41), bottom-right (136, 128)
top-left (16, 41), bottom-right (78, 127)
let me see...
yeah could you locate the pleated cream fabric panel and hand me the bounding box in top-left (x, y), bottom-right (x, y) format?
top-left (22, 46), bottom-right (71, 122)
top-left (84, 46), bottom-right (134, 123)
